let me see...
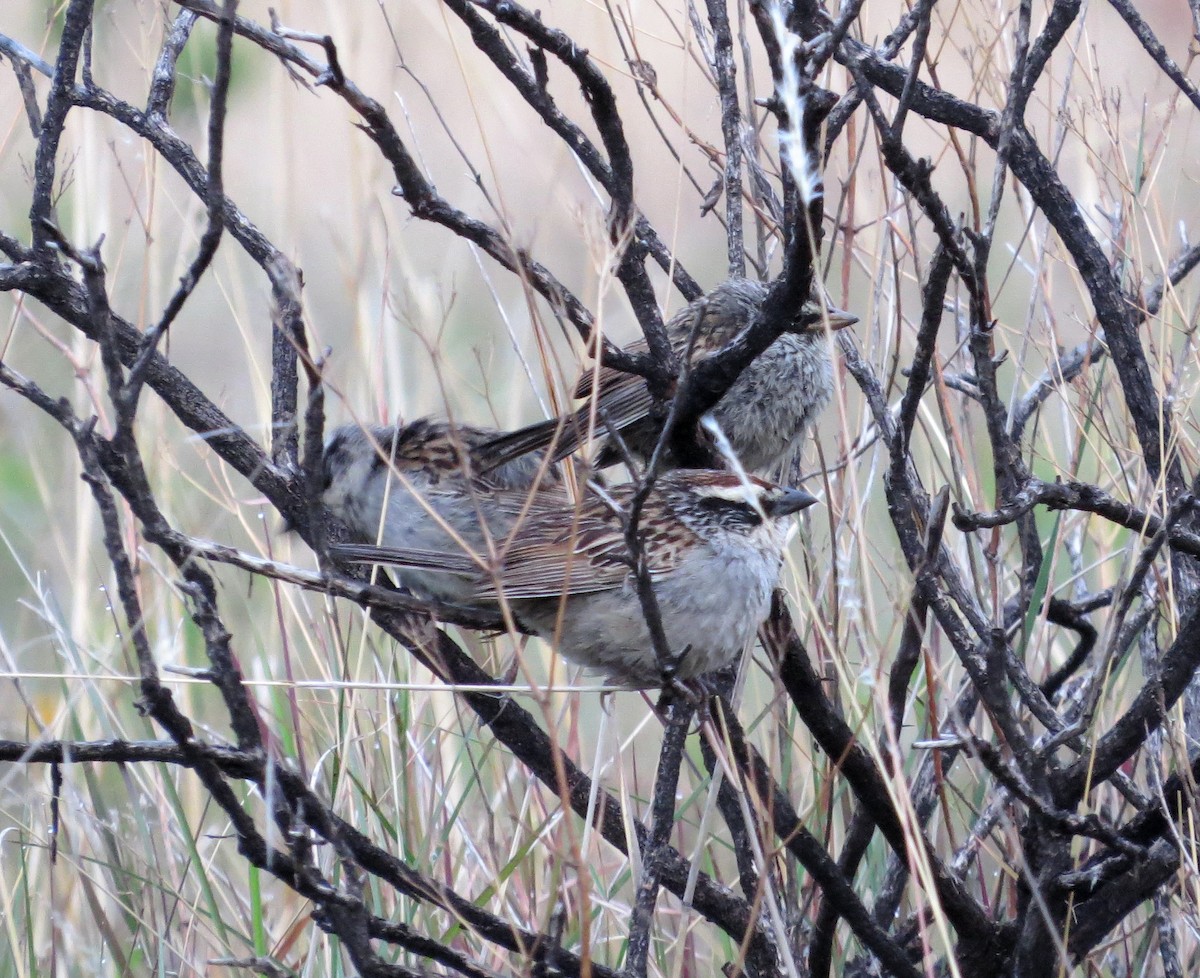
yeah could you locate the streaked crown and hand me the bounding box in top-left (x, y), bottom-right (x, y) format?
top-left (656, 471), bottom-right (817, 533)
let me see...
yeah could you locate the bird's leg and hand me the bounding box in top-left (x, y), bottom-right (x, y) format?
top-left (653, 681), bottom-right (704, 734)
top-left (654, 644), bottom-right (692, 706)
top-left (654, 650), bottom-right (714, 721)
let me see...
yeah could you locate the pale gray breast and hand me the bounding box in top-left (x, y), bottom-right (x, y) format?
top-left (378, 480), bottom-right (484, 552)
top-left (711, 332), bottom-right (833, 472)
top-left (368, 479), bottom-right (513, 603)
top-left (517, 512), bottom-right (787, 683)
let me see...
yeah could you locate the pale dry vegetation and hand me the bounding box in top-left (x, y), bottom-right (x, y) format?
top-left (1, 1), bottom-right (1200, 977)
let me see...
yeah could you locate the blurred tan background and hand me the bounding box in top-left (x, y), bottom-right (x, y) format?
top-left (1, 0), bottom-right (1198, 726)
top-left (3, 1), bottom-right (1200, 973)
top-left (2, 0), bottom-right (1199, 721)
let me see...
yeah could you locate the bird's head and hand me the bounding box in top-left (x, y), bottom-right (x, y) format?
top-left (791, 297), bottom-right (858, 335)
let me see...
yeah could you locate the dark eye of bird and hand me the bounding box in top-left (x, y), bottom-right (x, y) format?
top-left (697, 496), bottom-right (762, 527)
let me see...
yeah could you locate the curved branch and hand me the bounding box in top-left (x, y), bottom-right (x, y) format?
top-left (953, 481), bottom-right (1200, 560)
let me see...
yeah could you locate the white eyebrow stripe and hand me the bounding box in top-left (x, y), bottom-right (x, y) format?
top-left (698, 484), bottom-right (760, 505)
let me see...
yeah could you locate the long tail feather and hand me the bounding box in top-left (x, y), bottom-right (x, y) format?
top-left (474, 414), bottom-right (585, 473)
top-left (329, 543), bottom-right (476, 574)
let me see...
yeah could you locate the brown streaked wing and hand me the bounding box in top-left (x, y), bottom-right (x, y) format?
top-left (472, 482), bottom-right (573, 519)
top-left (477, 509), bottom-right (628, 599)
top-left (477, 498), bottom-right (690, 600)
top-left (574, 331), bottom-right (652, 399)
top-left (542, 375), bottom-right (659, 464)
top-left (571, 295), bottom-right (731, 408)
top-left (564, 300), bottom-right (709, 458)
top-left (569, 378), bottom-right (655, 439)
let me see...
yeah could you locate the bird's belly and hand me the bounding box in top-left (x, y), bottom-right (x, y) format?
top-left (377, 489), bottom-right (501, 603)
top-left (656, 557), bottom-right (775, 677)
top-left (525, 556), bottom-right (776, 685)
top-left (711, 336), bottom-right (832, 472)
top-left (378, 489), bottom-right (498, 552)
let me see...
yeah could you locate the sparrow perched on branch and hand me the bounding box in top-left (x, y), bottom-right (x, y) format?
top-left (473, 278), bottom-right (856, 477)
top-left (331, 469), bottom-right (816, 686)
top-left (320, 418), bottom-right (562, 603)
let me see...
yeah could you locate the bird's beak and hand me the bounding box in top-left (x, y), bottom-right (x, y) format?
top-left (767, 487), bottom-right (819, 517)
top-left (790, 300), bottom-right (858, 334)
top-left (819, 306), bottom-right (858, 332)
